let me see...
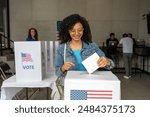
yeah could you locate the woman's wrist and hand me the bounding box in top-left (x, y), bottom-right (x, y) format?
top-left (60, 66), bottom-right (66, 73)
top-left (107, 60), bottom-right (111, 66)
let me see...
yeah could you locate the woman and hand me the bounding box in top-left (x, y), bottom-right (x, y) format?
top-left (26, 28), bottom-right (38, 41)
top-left (55, 14), bottom-right (114, 78)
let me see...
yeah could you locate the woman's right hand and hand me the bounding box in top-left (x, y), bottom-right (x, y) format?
top-left (61, 62), bottom-right (75, 73)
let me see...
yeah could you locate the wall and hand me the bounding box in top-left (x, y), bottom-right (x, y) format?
top-left (138, 0), bottom-right (150, 46)
top-left (9, 0), bottom-right (150, 46)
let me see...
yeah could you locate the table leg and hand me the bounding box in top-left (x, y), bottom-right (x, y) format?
top-left (26, 88), bottom-right (28, 100)
top-left (143, 56), bottom-right (145, 71)
top-left (47, 87), bottom-right (49, 100)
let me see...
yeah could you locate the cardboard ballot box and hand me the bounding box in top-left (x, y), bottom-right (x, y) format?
top-left (64, 71), bottom-right (120, 100)
top-left (14, 41), bottom-right (46, 82)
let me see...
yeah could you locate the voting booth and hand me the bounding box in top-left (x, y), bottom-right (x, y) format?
top-left (64, 71), bottom-right (120, 100)
top-left (14, 41), bottom-right (46, 82)
top-left (44, 41), bottom-right (59, 72)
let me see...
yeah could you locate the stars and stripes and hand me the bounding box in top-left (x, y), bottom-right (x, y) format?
top-left (70, 90), bottom-right (113, 100)
top-left (21, 53), bottom-right (33, 62)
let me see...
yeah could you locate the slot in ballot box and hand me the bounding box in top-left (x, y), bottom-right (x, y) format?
top-left (14, 41), bottom-right (46, 83)
top-left (64, 71), bottom-right (120, 100)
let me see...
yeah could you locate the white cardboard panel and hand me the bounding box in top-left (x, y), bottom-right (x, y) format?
top-left (64, 71), bottom-right (120, 100)
top-left (14, 41), bottom-right (44, 82)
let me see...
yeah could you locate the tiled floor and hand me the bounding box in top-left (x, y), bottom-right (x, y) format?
top-left (1, 72), bottom-right (150, 100)
top-left (116, 72), bottom-right (150, 100)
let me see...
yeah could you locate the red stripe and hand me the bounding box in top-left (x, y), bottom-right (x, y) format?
top-left (87, 97), bottom-right (112, 99)
top-left (88, 94), bottom-right (112, 96)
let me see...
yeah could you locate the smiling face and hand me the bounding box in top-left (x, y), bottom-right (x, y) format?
top-left (69, 22), bottom-right (84, 42)
top-left (30, 29), bottom-right (36, 38)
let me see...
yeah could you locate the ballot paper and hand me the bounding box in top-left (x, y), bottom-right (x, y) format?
top-left (82, 52), bottom-right (99, 74)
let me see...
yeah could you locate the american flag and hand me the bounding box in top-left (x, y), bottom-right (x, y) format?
top-left (70, 90), bottom-right (113, 100)
top-left (21, 53), bottom-right (33, 62)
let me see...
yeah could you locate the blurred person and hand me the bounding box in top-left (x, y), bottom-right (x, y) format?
top-left (106, 33), bottom-right (119, 56)
top-left (128, 33), bottom-right (136, 52)
top-left (118, 33), bottom-right (133, 79)
top-left (106, 33), bottom-right (119, 67)
top-left (26, 28), bottom-right (38, 41)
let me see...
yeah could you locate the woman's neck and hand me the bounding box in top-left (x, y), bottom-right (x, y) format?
top-left (70, 40), bottom-right (82, 50)
top-left (31, 36), bottom-right (35, 39)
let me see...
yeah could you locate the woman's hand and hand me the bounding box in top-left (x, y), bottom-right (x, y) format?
top-left (61, 62), bottom-right (75, 73)
top-left (97, 57), bottom-right (111, 68)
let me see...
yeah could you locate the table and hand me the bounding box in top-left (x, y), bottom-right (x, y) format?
top-left (1, 72), bottom-right (59, 100)
top-left (64, 71), bottom-right (120, 100)
top-left (135, 47), bottom-right (150, 73)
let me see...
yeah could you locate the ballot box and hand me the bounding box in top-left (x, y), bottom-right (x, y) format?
top-left (14, 41), bottom-right (46, 82)
top-left (64, 71), bottom-right (120, 100)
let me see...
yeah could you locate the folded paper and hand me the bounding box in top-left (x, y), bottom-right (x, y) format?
top-left (82, 52), bottom-right (99, 74)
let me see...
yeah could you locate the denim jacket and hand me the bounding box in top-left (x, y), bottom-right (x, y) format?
top-left (55, 41), bottom-right (114, 78)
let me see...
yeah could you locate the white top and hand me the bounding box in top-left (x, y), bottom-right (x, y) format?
top-left (1, 73), bottom-right (56, 88)
top-left (65, 71), bottom-right (119, 81)
top-left (119, 37), bottom-right (133, 53)
top-left (1, 72), bottom-right (57, 100)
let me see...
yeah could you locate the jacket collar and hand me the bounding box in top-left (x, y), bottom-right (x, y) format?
top-left (66, 41), bottom-right (89, 51)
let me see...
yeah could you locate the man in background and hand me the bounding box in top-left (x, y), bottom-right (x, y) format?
top-left (106, 33), bottom-right (119, 67)
top-left (118, 33), bottom-right (133, 79)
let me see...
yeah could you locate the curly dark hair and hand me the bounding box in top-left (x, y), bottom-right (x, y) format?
top-left (59, 14), bottom-right (92, 44)
top-left (28, 28), bottom-right (38, 41)
top-left (109, 33), bottom-right (115, 37)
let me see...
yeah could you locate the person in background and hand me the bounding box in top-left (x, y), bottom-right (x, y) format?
top-left (118, 33), bottom-right (133, 79)
top-left (128, 33), bottom-right (136, 52)
top-left (55, 14), bottom-right (114, 78)
top-left (106, 33), bottom-right (119, 53)
top-left (106, 33), bottom-right (119, 67)
top-left (26, 28), bottom-right (38, 41)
